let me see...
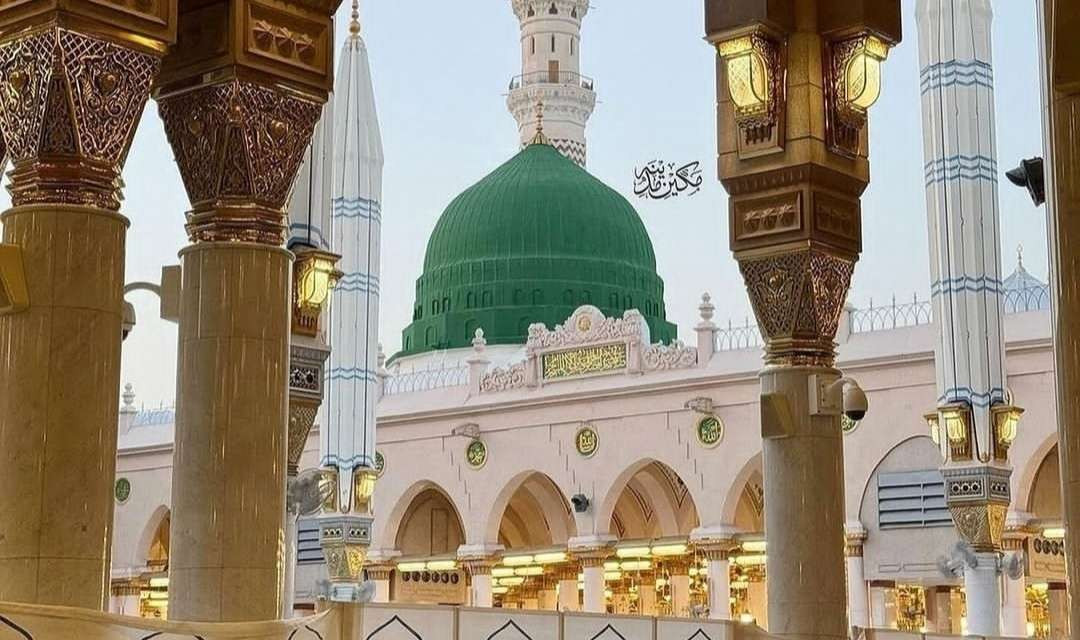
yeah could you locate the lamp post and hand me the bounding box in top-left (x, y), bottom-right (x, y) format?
top-left (0, 2), bottom-right (175, 609)
top-left (153, 0), bottom-right (342, 621)
top-left (704, 2), bottom-right (900, 639)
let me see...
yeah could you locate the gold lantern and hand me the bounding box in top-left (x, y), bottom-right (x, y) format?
top-left (293, 248), bottom-right (342, 335)
top-left (940, 404), bottom-right (973, 462)
top-left (714, 30), bottom-right (784, 157)
top-left (825, 33), bottom-right (893, 157)
top-left (991, 405), bottom-right (1024, 460)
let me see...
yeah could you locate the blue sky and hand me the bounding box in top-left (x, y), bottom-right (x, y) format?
top-left (61, 0), bottom-right (1046, 409)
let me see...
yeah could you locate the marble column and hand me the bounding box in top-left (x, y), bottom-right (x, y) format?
top-left (539, 576), bottom-right (558, 610)
top-left (926, 587), bottom-right (952, 634)
top-left (868, 582), bottom-right (895, 629)
top-left (0, 18), bottom-right (171, 609)
top-left (1047, 583), bottom-right (1068, 640)
top-left (283, 510), bottom-right (300, 617)
top-left (582, 556), bottom-right (608, 613)
top-left (157, 78), bottom-right (324, 620)
top-left (964, 553), bottom-right (1002, 637)
top-left (844, 526), bottom-right (870, 630)
top-left (366, 565), bottom-right (393, 604)
top-left (1042, 2), bottom-right (1080, 636)
top-left (558, 565), bottom-right (580, 611)
top-left (669, 560), bottom-right (691, 618)
top-left (638, 574), bottom-right (658, 616)
top-left (1001, 536), bottom-right (1028, 638)
top-left (465, 561), bottom-right (495, 608)
top-left (706, 554), bottom-right (732, 620)
top-left (706, 0), bottom-right (899, 636)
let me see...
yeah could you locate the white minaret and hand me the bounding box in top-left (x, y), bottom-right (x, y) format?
top-left (507, 0), bottom-right (596, 166)
top-left (318, 0), bottom-right (385, 600)
top-left (916, 2), bottom-right (1016, 636)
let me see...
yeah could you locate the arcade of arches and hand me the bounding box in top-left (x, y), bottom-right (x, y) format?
top-left (371, 462), bottom-right (769, 621)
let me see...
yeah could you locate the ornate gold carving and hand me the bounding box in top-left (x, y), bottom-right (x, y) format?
top-left (813, 192), bottom-right (860, 244)
top-left (247, 3), bottom-right (326, 74)
top-left (949, 503), bottom-right (1008, 552)
top-left (542, 342), bottom-right (628, 379)
top-left (0, 28), bottom-right (159, 210)
top-left (157, 79), bottom-right (321, 244)
top-left (287, 401), bottom-right (318, 476)
top-left (734, 192), bottom-right (802, 241)
top-left (739, 249), bottom-right (855, 365)
top-left (324, 542), bottom-right (366, 582)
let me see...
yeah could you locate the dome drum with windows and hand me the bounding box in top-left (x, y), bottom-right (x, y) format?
top-left (400, 138), bottom-right (676, 356)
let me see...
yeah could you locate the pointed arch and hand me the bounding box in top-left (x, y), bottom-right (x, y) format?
top-left (484, 470), bottom-right (576, 548)
top-left (595, 458), bottom-right (700, 539)
top-left (719, 452), bottom-right (762, 526)
top-left (135, 505), bottom-right (171, 569)
top-left (382, 480), bottom-right (467, 556)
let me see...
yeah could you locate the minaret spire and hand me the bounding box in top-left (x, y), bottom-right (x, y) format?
top-left (530, 98), bottom-right (549, 145)
top-left (507, 0), bottom-right (594, 166)
top-left (349, 0), bottom-right (360, 36)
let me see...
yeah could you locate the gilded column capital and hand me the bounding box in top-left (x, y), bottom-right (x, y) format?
top-left (556, 564), bottom-right (580, 581)
top-left (695, 539), bottom-right (738, 561)
top-left (157, 79), bottom-right (321, 245)
top-left (461, 559), bottom-right (496, 576)
top-left (664, 558), bottom-right (692, 575)
top-left (0, 27), bottom-right (162, 210)
top-left (365, 564), bottom-right (394, 581)
top-left (577, 550), bottom-right (612, 569)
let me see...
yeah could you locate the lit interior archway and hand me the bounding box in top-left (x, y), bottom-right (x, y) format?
top-left (395, 487), bottom-right (467, 556)
top-left (609, 461), bottom-right (700, 539)
top-left (496, 472), bottom-right (576, 549)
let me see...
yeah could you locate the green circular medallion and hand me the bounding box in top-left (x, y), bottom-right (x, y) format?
top-left (375, 451), bottom-right (385, 477)
top-left (696, 415), bottom-right (724, 448)
top-left (575, 425), bottom-right (599, 458)
top-left (842, 415), bottom-right (858, 435)
top-left (115, 477), bottom-right (131, 503)
top-left (466, 440), bottom-right (488, 469)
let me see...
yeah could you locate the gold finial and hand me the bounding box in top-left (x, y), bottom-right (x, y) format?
top-left (530, 98), bottom-right (549, 145)
top-left (349, 0), bottom-right (361, 36)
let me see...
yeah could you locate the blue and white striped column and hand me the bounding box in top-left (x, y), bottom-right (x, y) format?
top-left (322, 16), bottom-right (384, 509)
top-left (917, 1), bottom-right (1011, 635)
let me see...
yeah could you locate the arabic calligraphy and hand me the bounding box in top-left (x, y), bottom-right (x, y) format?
top-left (633, 160), bottom-right (704, 200)
top-left (542, 343), bottom-right (628, 380)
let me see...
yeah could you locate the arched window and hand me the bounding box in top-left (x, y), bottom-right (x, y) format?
top-left (548, 2), bottom-right (557, 14)
top-left (514, 289), bottom-right (524, 305)
top-left (570, 38), bottom-right (574, 56)
top-left (442, 297), bottom-right (450, 313)
top-left (465, 319), bottom-right (478, 342)
top-left (580, 291), bottom-right (591, 304)
top-left (624, 295), bottom-right (633, 309)
top-left (466, 292), bottom-right (476, 309)
top-left (425, 327), bottom-right (436, 346)
top-left (482, 291), bottom-right (493, 307)
top-left (563, 289), bottom-right (573, 305)
top-left (531, 37), bottom-right (536, 55)
top-left (431, 300), bottom-right (438, 315)
top-left (571, 7), bottom-right (577, 18)
top-left (532, 289), bottom-right (544, 305)
top-left (551, 35), bottom-right (556, 53)
top-left (527, 5), bottom-right (535, 16)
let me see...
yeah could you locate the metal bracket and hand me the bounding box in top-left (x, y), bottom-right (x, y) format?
top-left (809, 373), bottom-right (842, 416)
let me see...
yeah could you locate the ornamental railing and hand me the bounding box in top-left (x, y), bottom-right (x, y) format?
top-left (509, 70), bottom-right (595, 91)
top-left (850, 296), bottom-right (933, 333)
top-left (715, 284), bottom-right (1052, 352)
top-left (714, 319), bottom-right (764, 351)
top-left (383, 363), bottom-right (469, 395)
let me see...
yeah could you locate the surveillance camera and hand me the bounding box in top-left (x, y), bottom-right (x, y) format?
top-left (809, 375), bottom-right (868, 422)
top-left (122, 301), bottom-right (136, 341)
top-left (571, 494), bottom-right (590, 513)
top-left (843, 381), bottom-right (868, 422)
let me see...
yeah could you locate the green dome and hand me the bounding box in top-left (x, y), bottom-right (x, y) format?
top-left (399, 142), bottom-right (676, 356)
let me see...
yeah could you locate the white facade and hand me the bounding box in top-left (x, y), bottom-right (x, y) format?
top-left (507, 0), bottom-right (596, 166)
top-left (109, 276), bottom-right (1065, 628)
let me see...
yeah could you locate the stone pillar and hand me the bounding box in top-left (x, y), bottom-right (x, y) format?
top-left (0, 7), bottom-right (175, 607)
top-left (698, 543), bottom-right (734, 620)
top-left (1048, 583), bottom-right (1068, 640)
top-left (705, 2), bottom-right (900, 639)
top-left (366, 565), bottom-right (393, 604)
top-left (155, 0), bottom-right (338, 619)
top-left (1001, 535), bottom-right (1028, 638)
top-left (638, 574), bottom-right (658, 616)
top-left (844, 526), bottom-right (870, 631)
top-left (668, 559), bottom-right (691, 618)
top-left (557, 565), bottom-right (580, 611)
top-left (581, 555), bottom-right (608, 613)
top-left (539, 576), bottom-right (558, 610)
top-left (465, 560), bottom-right (495, 608)
top-left (925, 587), bottom-right (952, 634)
top-left (868, 582), bottom-right (895, 629)
top-left (283, 511), bottom-right (299, 618)
top-left (1042, 3), bottom-right (1080, 637)
top-left (963, 553), bottom-right (1002, 636)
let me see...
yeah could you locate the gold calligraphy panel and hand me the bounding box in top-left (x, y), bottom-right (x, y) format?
top-left (542, 343), bottom-right (627, 380)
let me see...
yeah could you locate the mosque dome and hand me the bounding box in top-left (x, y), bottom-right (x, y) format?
top-left (399, 140), bottom-right (676, 356)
